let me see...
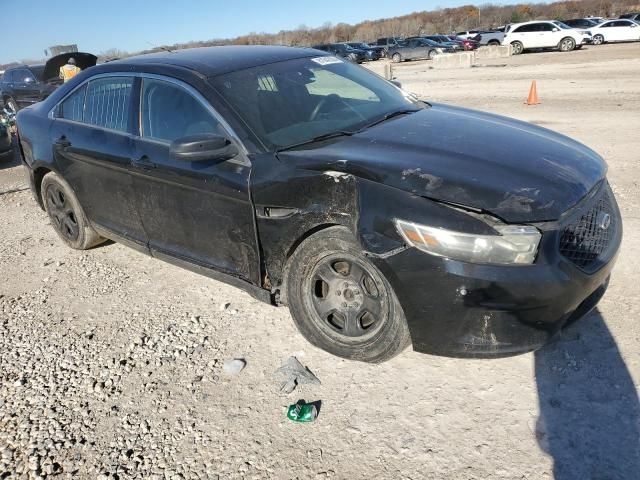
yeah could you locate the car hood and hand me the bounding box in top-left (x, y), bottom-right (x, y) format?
top-left (279, 104), bottom-right (606, 223)
top-left (42, 52), bottom-right (97, 82)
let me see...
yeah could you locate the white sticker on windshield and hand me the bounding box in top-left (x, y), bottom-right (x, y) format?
top-left (311, 56), bottom-right (343, 66)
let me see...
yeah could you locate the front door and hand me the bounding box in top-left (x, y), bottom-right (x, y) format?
top-left (130, 77), bottom-right (260, 282)
top-left (50, 76), bottom-right (147, 247)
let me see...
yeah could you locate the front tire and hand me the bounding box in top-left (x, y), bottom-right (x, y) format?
top-left (41, 172), bottom-right (104, 250)
top-left (285, 227), bottom-right (411, 363)
top-left (488, 40), bottom-right (501, 46)
top-left (559, 37), bottom-right (576, 52)
top-left (511, 41), bottom-right (524, 55)
top-left (592, 34), bottom-right (604, 45)
top-left (428, 49), bottom-right (437, 60)
top-left (391, 53), bottom-right (402, 63)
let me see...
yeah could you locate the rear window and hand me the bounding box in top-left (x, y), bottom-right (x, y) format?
top-left (84, 77), bottom-right (134, 132)
top-left (60, 84), bottom-right (87, 122)
top-left (29, 66), bottom-right (45, 81)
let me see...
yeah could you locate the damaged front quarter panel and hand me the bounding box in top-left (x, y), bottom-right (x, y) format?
top-left (249, 153), bottom-right (360, 296)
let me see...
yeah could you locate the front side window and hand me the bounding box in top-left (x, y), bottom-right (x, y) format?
top-left (141, 78), bottom-right (221, 143)
top-left (84, 77), bottom-right (133, 132)
top-left (60, 84), bottom-right (87, 122)
top-left (212, 56), bottom-right (421, 149)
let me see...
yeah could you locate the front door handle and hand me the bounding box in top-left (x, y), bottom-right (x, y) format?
top-left (55, 136), bottom-right (71, 148)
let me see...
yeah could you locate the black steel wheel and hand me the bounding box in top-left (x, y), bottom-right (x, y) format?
top-left (46, 184), bottom-right (80, 241)
top-left (285, 226), bottom-right (411, 363)
top-left (308, 253), bottom-right (387, 339)
top-left (41, 172), bottom-right (104, 250)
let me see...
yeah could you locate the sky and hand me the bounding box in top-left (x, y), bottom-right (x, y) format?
top-left (3, 0), bottom-right (520, 64)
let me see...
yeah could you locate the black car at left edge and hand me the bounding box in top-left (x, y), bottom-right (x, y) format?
top-left (16, 46), bottom-right (622, 363)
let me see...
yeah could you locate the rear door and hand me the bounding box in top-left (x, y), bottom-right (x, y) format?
top-left (130, 76), bottom-right (260, 282)
top-left (50, 75), bottom-right (147, 248)
top-left (611, 20), bottom-right (639, 40)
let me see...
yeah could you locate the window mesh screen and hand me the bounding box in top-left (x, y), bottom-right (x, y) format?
top-left (85, 78), bottom-right (133, 132)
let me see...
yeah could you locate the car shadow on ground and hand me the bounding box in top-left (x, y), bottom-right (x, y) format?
top-left (534, 309), bottom-right (640, 479)
top-left (0, 149), bottom-right (18, 171)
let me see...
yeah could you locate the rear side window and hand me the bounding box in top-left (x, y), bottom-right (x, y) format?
top-left (141, 78), bottom-right (221, 143)
top-left (84, 77), bottom-right (134, 133)
top-left (60, 84), bottom-right (87, 122)
top-left (514, 24), bottom-right (536, 33)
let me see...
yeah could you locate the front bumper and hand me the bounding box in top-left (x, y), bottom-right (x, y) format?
top-left (372, 183), bottom-right (622, 358)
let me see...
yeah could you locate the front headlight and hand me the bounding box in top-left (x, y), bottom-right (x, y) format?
top-left (395, 219), bottom-right (541, 265)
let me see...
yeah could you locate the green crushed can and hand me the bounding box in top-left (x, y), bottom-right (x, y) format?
top-left (287, 401), bottom-right (318, 423)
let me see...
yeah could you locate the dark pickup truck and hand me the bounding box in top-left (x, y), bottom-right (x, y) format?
top-left (1, 52), bottom-right (96, 111)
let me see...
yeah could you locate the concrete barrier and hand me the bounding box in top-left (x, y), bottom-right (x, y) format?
top-left (363, 61), bottom-right (394, 79)
top-left (475, 45), bottom-right (513, 59)
top-left (432, 52), bottom-right (474, 69)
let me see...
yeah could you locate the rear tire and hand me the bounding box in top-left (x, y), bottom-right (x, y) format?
top-left (511, 41), bottom-right (524, 55)
top-left (391, 53), bottom-right (402, 63)
top-left (41, 172), bottom-right (104, 250)
top-left (488, 40), bottom-right (501, 46)
top-left (559, 37), bottom-right (576, 52)
top-left (285, 226), bottom-right (411, 363)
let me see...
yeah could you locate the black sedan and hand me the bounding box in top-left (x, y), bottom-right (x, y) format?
top-left (346, 42), bottom-right (382, 61)
top-left (311, 43), bottom-right (366, 63)
top-left (16, 46), bottom-right (621, 362)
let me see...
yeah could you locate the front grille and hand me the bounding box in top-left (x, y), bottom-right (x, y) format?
top-left (559, 189), bottom-right (616, 269)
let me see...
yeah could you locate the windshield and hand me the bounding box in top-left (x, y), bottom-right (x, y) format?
top-left (553, 21), bottom-right (572, 29)
top-left (211, 56), bottom-right (422, 150)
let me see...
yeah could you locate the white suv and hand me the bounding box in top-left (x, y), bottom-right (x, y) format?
top-left (503, 20), bottom-right (591, 54)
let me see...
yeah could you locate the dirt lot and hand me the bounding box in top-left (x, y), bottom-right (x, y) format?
top-left (1, 43), bottom-right (639, 479)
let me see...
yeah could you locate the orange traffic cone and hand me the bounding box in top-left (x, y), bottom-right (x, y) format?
top-left (525, 80), bottom-right (540, 105)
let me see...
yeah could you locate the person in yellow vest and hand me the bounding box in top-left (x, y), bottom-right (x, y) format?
top-left (59, 57), bottom-right (81, 83)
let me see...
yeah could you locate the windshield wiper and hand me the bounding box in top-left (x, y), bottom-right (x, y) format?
top-left (276, 130), bottom-right (354, 153)
top-left (356, 108), bottom-right (421, 132)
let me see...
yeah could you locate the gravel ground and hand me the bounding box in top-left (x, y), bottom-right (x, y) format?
top-left (1, 43), bottom-right (639, 479)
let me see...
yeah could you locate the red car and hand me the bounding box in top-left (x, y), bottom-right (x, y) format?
top-left (447, 35), bottom-right (479, 50)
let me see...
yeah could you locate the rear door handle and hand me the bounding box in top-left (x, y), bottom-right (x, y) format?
top-left (55, 136), bottom-right (71, 148)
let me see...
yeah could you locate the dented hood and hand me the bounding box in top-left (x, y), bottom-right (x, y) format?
top-left (280, 104), bottom-right (606, 223)
top-left (42, 52), bottom-right (97, 82)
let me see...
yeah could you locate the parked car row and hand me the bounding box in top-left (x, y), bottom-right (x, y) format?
top-left (503, 17), bottom-right (640, 54)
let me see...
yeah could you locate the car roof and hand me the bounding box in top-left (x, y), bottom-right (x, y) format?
top-left (510, 20), bottom-right (555, 27)
top-left (6, 64), bottom-right (44, 72)
top-left (108, 45), bottom-right (326, 77)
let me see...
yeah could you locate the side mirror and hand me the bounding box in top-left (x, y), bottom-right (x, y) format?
top-left (170, 134), bottom-right (239, 163)
top-left (390, 80), bottom-right (402, 88)
top-left (24, 77), bottom-right (35, 84)
top-left (552, 28), bottom-right (560, 32)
